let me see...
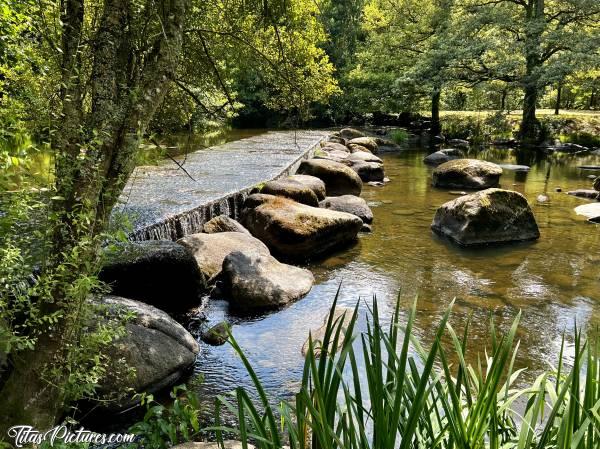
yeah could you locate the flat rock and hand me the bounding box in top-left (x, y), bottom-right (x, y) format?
top-left (223, 251), bottom-right (314, 310)
top-left (432, 159), bottom-right (502, 189)
top-left (575, 203), bottom-right (600, 220)
top-left (297, 159), bottom-right (363, 196)
top-left (95, 296), bottom-right (199, 406)
top-left (260, 178), bottom-right (320, 206)
top-left (203, 215), bottom-right (250, 234)
top-left (320, 195), bottom-right (373, 224)
top-left (498, 164), bottom-right (530, 172)
top-left (178, 232), bottom-right (270, 283)
top-left (423, 149), bottom-right (465, 166)
top-left (99, 240), bottom-right (204, 311)
top-left (241, 196), bottom-right (363, 260)
top-left (567, 189), bottom-right (599, 200)
top-left (431, 188), bottom-right (540, 245)
top-left (302, 307), bottom-right (352, 357)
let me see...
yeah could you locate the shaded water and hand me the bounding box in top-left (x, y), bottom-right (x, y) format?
top-left (193, 145), bottom-right (600, 403)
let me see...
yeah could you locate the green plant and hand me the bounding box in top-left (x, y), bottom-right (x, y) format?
top-left (207, 294), bottom-right (600, 449)
top-left (127, 384), bottom-right (202, 449)
top-left (390, 129), bottom-right (409, 144)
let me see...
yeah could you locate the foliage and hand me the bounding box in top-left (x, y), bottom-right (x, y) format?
top-left (127, 384), bottom-right (202, 449)
top-left (443, 111), bottom-right (513, 143)
top-left (202, 294), bottom-right (600, 449)
top-left (390, 129), bottom-right (409, 144)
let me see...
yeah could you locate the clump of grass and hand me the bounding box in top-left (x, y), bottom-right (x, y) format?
top-left (210, 292), bottom-right (600, 449)
top-left (390, 129), bottom-right (409, 144)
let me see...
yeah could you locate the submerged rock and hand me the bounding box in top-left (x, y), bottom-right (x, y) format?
top-left (498, 164), bottom-right (531, 172)
top-left (96, 296), bottom-right (199, 406)
top-left (432, 159), bottom-right (502, 189)
top-left (201, 321), bottom-right (230, 346)
top-left (423, 149), bottom-right (465, 166)
top-left (260, 178), bottom-right (320, 206)
top-left (297, 159), bottom-right (363, 196)
top-left (320, 195), bottom-right (373, 224)
top-left (302, 307), bottom-right (353, 357)
top-left (431, 188), bottom-right (540, 245)
top-left (347, 137), bottom-right (379, 153)
top-left (99, 240), bottom-right (204, 311)
top-left (223, 251), bottom-right (314, 310)
top-left (567, 189), bottom-right (599, 200)
top-left (178, 232), bottom-right (270, 283)
top-left (340, 128), bottom-right (365, 140)
top-left (203, 215), bottom-right (250, 235)
top-left (241, 196), bottom-right (363, 260)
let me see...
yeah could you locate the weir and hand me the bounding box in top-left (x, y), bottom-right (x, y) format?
top-left (114, 130), bottom-right (330, 241)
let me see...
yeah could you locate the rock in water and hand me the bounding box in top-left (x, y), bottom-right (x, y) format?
top-left (241, 196), bottom-right (363, 260)
top-left (447, 138), bottom-right (470, 148)
top-left (286, 174), bottom-right (327, 200)
top-left (201, 321), bottom-right (230, 346)
top-left (431, 188), bottom-right (540, 245)
top-left (423, 149), bottom-right (465, 166)
top-left (297, 159), bottom-right (363, 196)
top-left (350, 161), bottom-right (385, 182)
top-left (432, 159), bottom-right (503, 189)
top-left (594, 177), bottom-right (600, 191)
top-left (347, 143), bottom-right (373, 154)
top-left (498, 164), bottom-right (530, 172)
top-left (178, 232), bottom-right (270, 283)
top-left (574, 203), bottom-right (600, 221)
top-left (223, 251), bottom-right (314, 310)
top-left (321, 142), bottom-right (349, 153)
top-left (347, 137), bottom-right (379, 153)
top-left (567, 189), bottom-right (599, 200)
top-left (260, 178), bottom-right (320, 206)
top-left (99, 240), bottom-right (204, 311)
top-left (95, 296), bottom-right (199, 406)
top-left (347, 151), bottom-right (383, 164)
top-left (320, 195), bottom-right (374, 224)
top-left (203, 215), bottom-right (250, 234)
top-left (340, 128), bottom-right (365, 140)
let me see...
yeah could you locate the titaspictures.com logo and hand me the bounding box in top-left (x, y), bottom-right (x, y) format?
top-left (7, 425), bottom-right (136, 447)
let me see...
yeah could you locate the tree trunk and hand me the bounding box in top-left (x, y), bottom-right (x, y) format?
top-left (0, 0), bottom-right (188, 436)
top-left (501, 88), bottom-right (507, 111)
top-left (554, 82), bottom-right (562, 115)
top-left (431, 88), bottom-right (441, 135)
top-left (519, 0), bottom-right (544, 144)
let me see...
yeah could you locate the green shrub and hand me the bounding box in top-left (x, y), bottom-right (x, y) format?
top-left (390, 129), bottom-right (409, 144)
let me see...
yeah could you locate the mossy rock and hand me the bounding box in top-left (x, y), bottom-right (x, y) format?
top-left (432, 159), bottom-right (502, 189)
top-left (431, 188), bottom-right (540, 246)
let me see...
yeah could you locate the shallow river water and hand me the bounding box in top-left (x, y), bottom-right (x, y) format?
top-left (193, 144), bottom-right (600, 404)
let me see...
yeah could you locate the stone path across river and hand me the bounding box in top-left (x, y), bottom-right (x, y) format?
top-left (114, 130), bottom-right (329, 241)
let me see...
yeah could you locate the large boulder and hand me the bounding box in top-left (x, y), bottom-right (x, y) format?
top-left (327, 135), bottom-right (346, 145)
top-left (320, 195), bottom-right (373, 224)
top-left (432, 159), bottom-right (502, 189)
top-left (347, 151), bottom-right (383, 164)
top-left (423, 149), bottom-right (465, 166)
top-left (203, 215), bottom-right (250, 235)
top-left (286, 174), bottom-right (327, 201)
top-left (340, 128), bottom-right (365, 140)
top-left (99, 241), bottom-right (204, 311)
top-left (223, 251), bottom-right (314, 310)
top-left (241, 196), bottom-right (363, 260)
top-left (431, 188), bottom-right (540, 246)
top-left (260, 178), bottom-right (320, 206)
top-left (96, 296), bottom-right (199, 405)
top-left (347, 137), bottom-right (379, 153)
top-left (347, 143), bottom-right (373, 154)
top-left (350, 161), bottom-right (385, 182)
top-left (178, 232), bottom-right (270, 283)
top-left (297, 159), bottom-right (363, 196)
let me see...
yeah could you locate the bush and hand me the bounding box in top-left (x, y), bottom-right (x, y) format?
top-left (390, 129), bottom-right (409, 144)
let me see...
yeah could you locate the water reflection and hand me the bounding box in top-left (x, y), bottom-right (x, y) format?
top-left (194, 145), bottom-right (600, 404)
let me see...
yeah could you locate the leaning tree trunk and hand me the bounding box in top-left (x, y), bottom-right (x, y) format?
top-left (0, 0), bottom-right (188, 435)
